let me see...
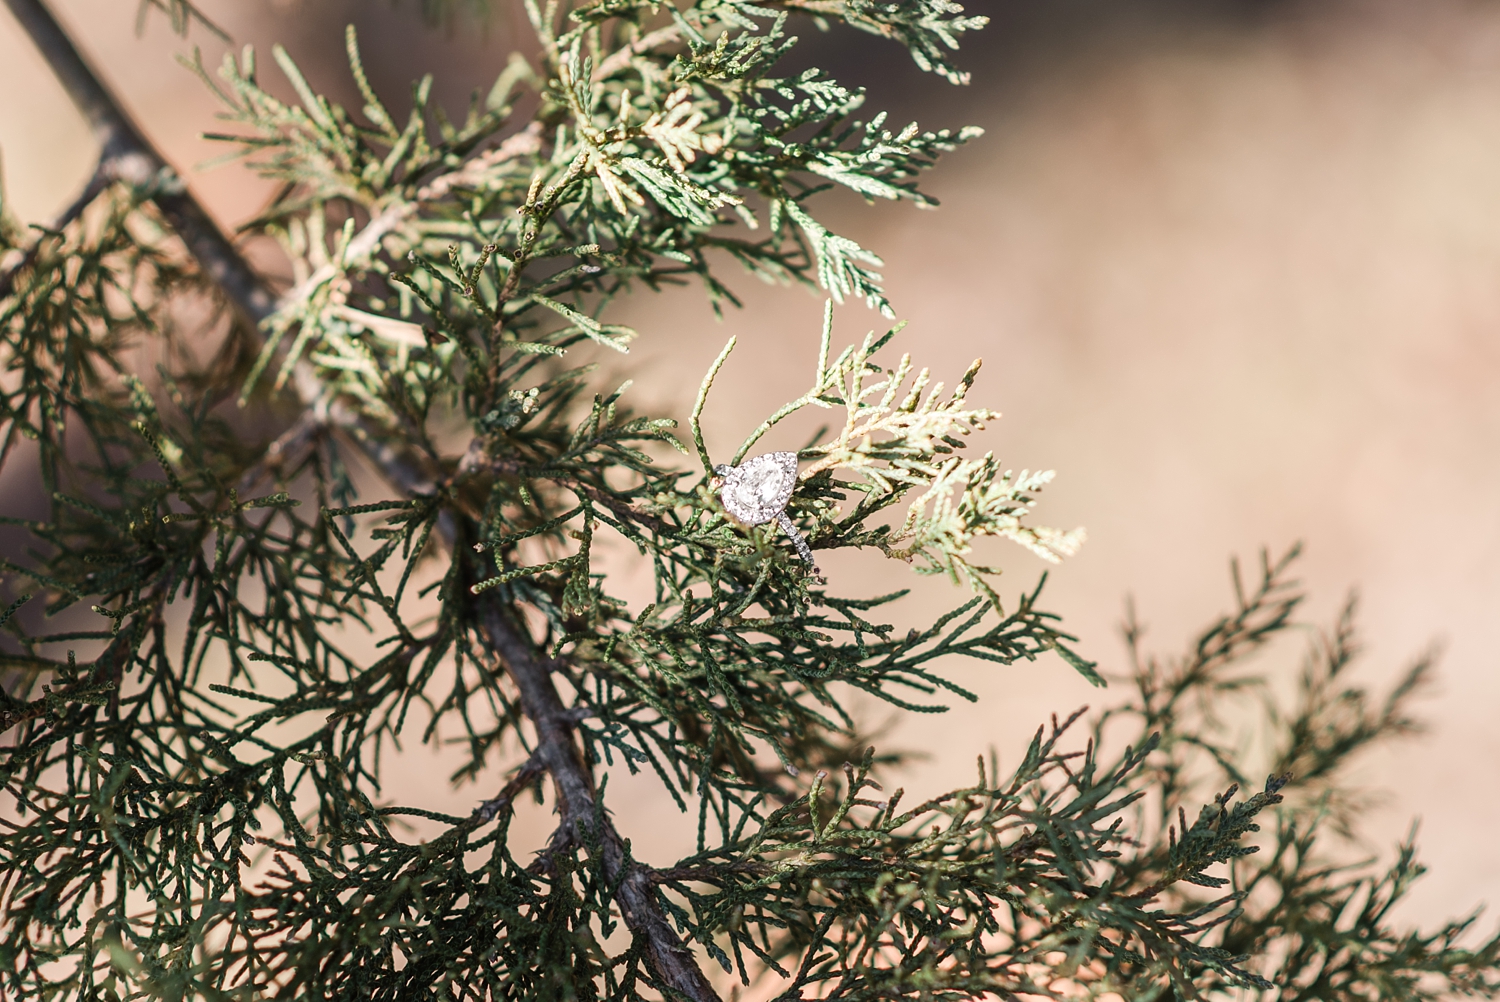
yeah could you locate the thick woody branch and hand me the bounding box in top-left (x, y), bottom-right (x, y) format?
top-left (480, 605), bottom-right (721, 1002)
top-left (6, 4), bottom-right (721, 997)
top-left (3, 0), bottom-right (275, 325)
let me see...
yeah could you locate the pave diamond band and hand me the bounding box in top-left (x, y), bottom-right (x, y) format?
top-left (714, 451), bottom-right (817, 570)
top-left (774, 510), bottom-right (816, 568)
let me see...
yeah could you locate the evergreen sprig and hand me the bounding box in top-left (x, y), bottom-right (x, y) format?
top-left (2, 2), bottom-right (1497, 1000)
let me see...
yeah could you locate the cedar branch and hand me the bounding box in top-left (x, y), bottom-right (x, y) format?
top-left (4, 3), bottom-right (722, 996)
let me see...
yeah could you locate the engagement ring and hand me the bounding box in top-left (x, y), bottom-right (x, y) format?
top-left (713, 452), bottom-right (818, 571)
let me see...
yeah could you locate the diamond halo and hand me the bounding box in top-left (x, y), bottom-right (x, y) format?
top-left (713, 452), bottom-right (817, 570)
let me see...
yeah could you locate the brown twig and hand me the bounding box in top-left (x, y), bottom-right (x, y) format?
top-left (0, 169), bottom-right (109, 301)
top-left (591, 25), bottom-right (681, 82)
top-left (235, 409), bottom-right (326, 492)
top-left (651, 862), bottom-right (775, 885)
top-left (275, 122), bottom-right (543, 312)
top-left (0, 586), bottom-right (168, 736)
top-left (473, 748), bottom-right (549, 822)
top-left (485, 452), bottom-right (678, 536)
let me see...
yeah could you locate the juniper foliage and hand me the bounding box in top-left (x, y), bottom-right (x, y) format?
top-left (1, 1), bottom-right (1498, 1000)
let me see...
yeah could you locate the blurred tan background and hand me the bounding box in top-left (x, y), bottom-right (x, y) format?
top-left (3, 0), bottom-right (1499, 937)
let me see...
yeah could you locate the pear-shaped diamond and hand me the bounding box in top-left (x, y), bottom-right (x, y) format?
top-left (715, 452), bottom-right (798, 526)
